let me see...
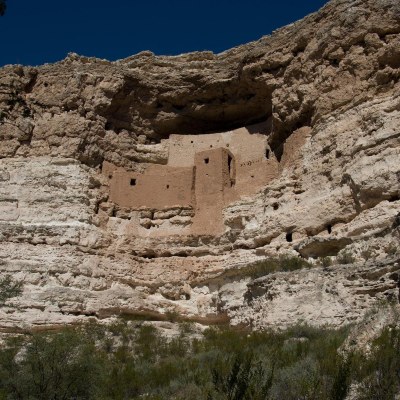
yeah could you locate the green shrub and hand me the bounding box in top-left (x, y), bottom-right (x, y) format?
top-left (234, 256), bottom-right (312, 280)
top-left (330, 355), bottom-right (352, 400)
top-left (360, 247), bottom-right (374, 261)
top-left (0, 329), bottom-right (102, 400)
top-left (271, 356), bottom-right (321, 400)
top-left (385, 243), bottom-right (398, 256)
top-left (337, 250), bottom-right (356, 265)
top-left (209, 352), bottom-right (274, 400)
top-left (319, 256), bottom-right (333, 268)
top-left (164, 310), bottom-right (182, 322)
top-left (0, 320), bottom-right (396, 400)
top-left (358, 327), bottom-right (400, 400)
top-left (0, 276), bottom-right (23, 306)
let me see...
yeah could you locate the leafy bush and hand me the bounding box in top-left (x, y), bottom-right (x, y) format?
top-left (330, 355), bottom-right (352, 400)
top-left (0, 320), bottom-right (397, 400)
top-left (0, 329), bottom-right (102, 400)
top-left (336, 250), bottom-right (356, 265)
top-left (319, 256), bottom-right (333, 268)
top-left (271, 356), bottom-right (321, 400)
top-left (0, 275), bottom-right (23, 306)
top-left (385, 242), bottom-right (398, 256)
top-left (233, 256), bottom-right (312, 280)
top-left (360, 247), bottom-right (374, 261)
top-left (210, 352), bottom-right (274, 400)
top-left (358, 327), bottom-right (400, 400)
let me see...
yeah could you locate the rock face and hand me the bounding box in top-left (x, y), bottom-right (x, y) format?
top-left (0, 0), bottom-right (399, 330)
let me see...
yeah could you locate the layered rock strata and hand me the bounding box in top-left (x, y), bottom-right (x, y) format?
top-left (0, 0), bottom-right (399, 329)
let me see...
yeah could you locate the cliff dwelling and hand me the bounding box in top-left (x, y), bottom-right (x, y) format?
top-left (104, 121), bottom-right (309, 236)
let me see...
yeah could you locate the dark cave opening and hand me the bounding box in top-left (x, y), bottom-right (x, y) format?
top-left (269, 105), bottom-right (314, 162)
top-left (389, 194), bottom-right (400, 202)
top-left (101, 73), bottom-right (275, 141)
top-left (155, 110), bottom-right (271, 139)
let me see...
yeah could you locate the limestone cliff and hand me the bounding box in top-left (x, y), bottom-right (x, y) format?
top-left (0, 0), bottom-right (399, 330)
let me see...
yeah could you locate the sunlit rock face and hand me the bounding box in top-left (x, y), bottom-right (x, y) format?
top-left (0, 0), bottom-right (399, 330)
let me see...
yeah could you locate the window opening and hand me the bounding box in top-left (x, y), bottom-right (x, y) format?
top-left (130, 178), bottom-right (136, 186)
top-left (228, 155), bottom-right (233, 175)
top-left (204, 158), bottom-right (209, 164)
top-left (286, 232), bottom-right (293, 242)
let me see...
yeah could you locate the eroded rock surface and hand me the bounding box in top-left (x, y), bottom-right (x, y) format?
top-left (0, 0), bottom-right (399, 330)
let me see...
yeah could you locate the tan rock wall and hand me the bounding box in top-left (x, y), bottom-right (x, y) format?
top-left (0, 0), bottom-right (399, 330)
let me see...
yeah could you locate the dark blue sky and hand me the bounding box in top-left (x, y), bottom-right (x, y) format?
top-left (1, 0), bottom-right (329, 67)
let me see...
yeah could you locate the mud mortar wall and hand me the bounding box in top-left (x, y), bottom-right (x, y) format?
top-left (110, 165), bottom-right (194, 210)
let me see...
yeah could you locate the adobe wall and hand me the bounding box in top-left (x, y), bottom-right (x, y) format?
top-left (192, 148), bottom-right (233, 234)
top-left (169, 121), bottom-right (280, 204)
top-left (104, 121), bottom-right (309, 237)
top-left (168, 121), bottom-right (271, 168)
top-left (102, 160), bottom-right (125, 179)
top-left (224, 154), bottom-right (279, 204)
top-left (109, 164), bottom-right (194, 210)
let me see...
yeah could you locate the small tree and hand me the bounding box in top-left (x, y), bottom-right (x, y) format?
top-left (0, 275), bottom-right (22, 307)
top-left (337, 250), bottom-right (355, 265)
top-left (0, 329), bottom-right (103, 400)
top-left (319, 256), bottom-right (333, 269)
top-left (210, 352), bottom-right (274, 400)
top-left (358, 327), bottom-right (400, 400)
top-left (330, 355), bottom-right (352, 400)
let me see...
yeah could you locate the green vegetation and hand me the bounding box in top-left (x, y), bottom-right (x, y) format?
top-left (386, 242), bottom-right (398, 256)
top-left (336, 250), bottom-right (356, 265)
top-left (0, 320), bottom-right (398, 399)
top-left (232, 255), bottom-right (312, 280)
top-left (357, 326), bottom-right (400, 399)
top-left (0, 275), bottom-right (23, 306)
top-left (360, 247), bottom-right (374, 261)
top-left (319, 256), bottom-right (333, 269)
